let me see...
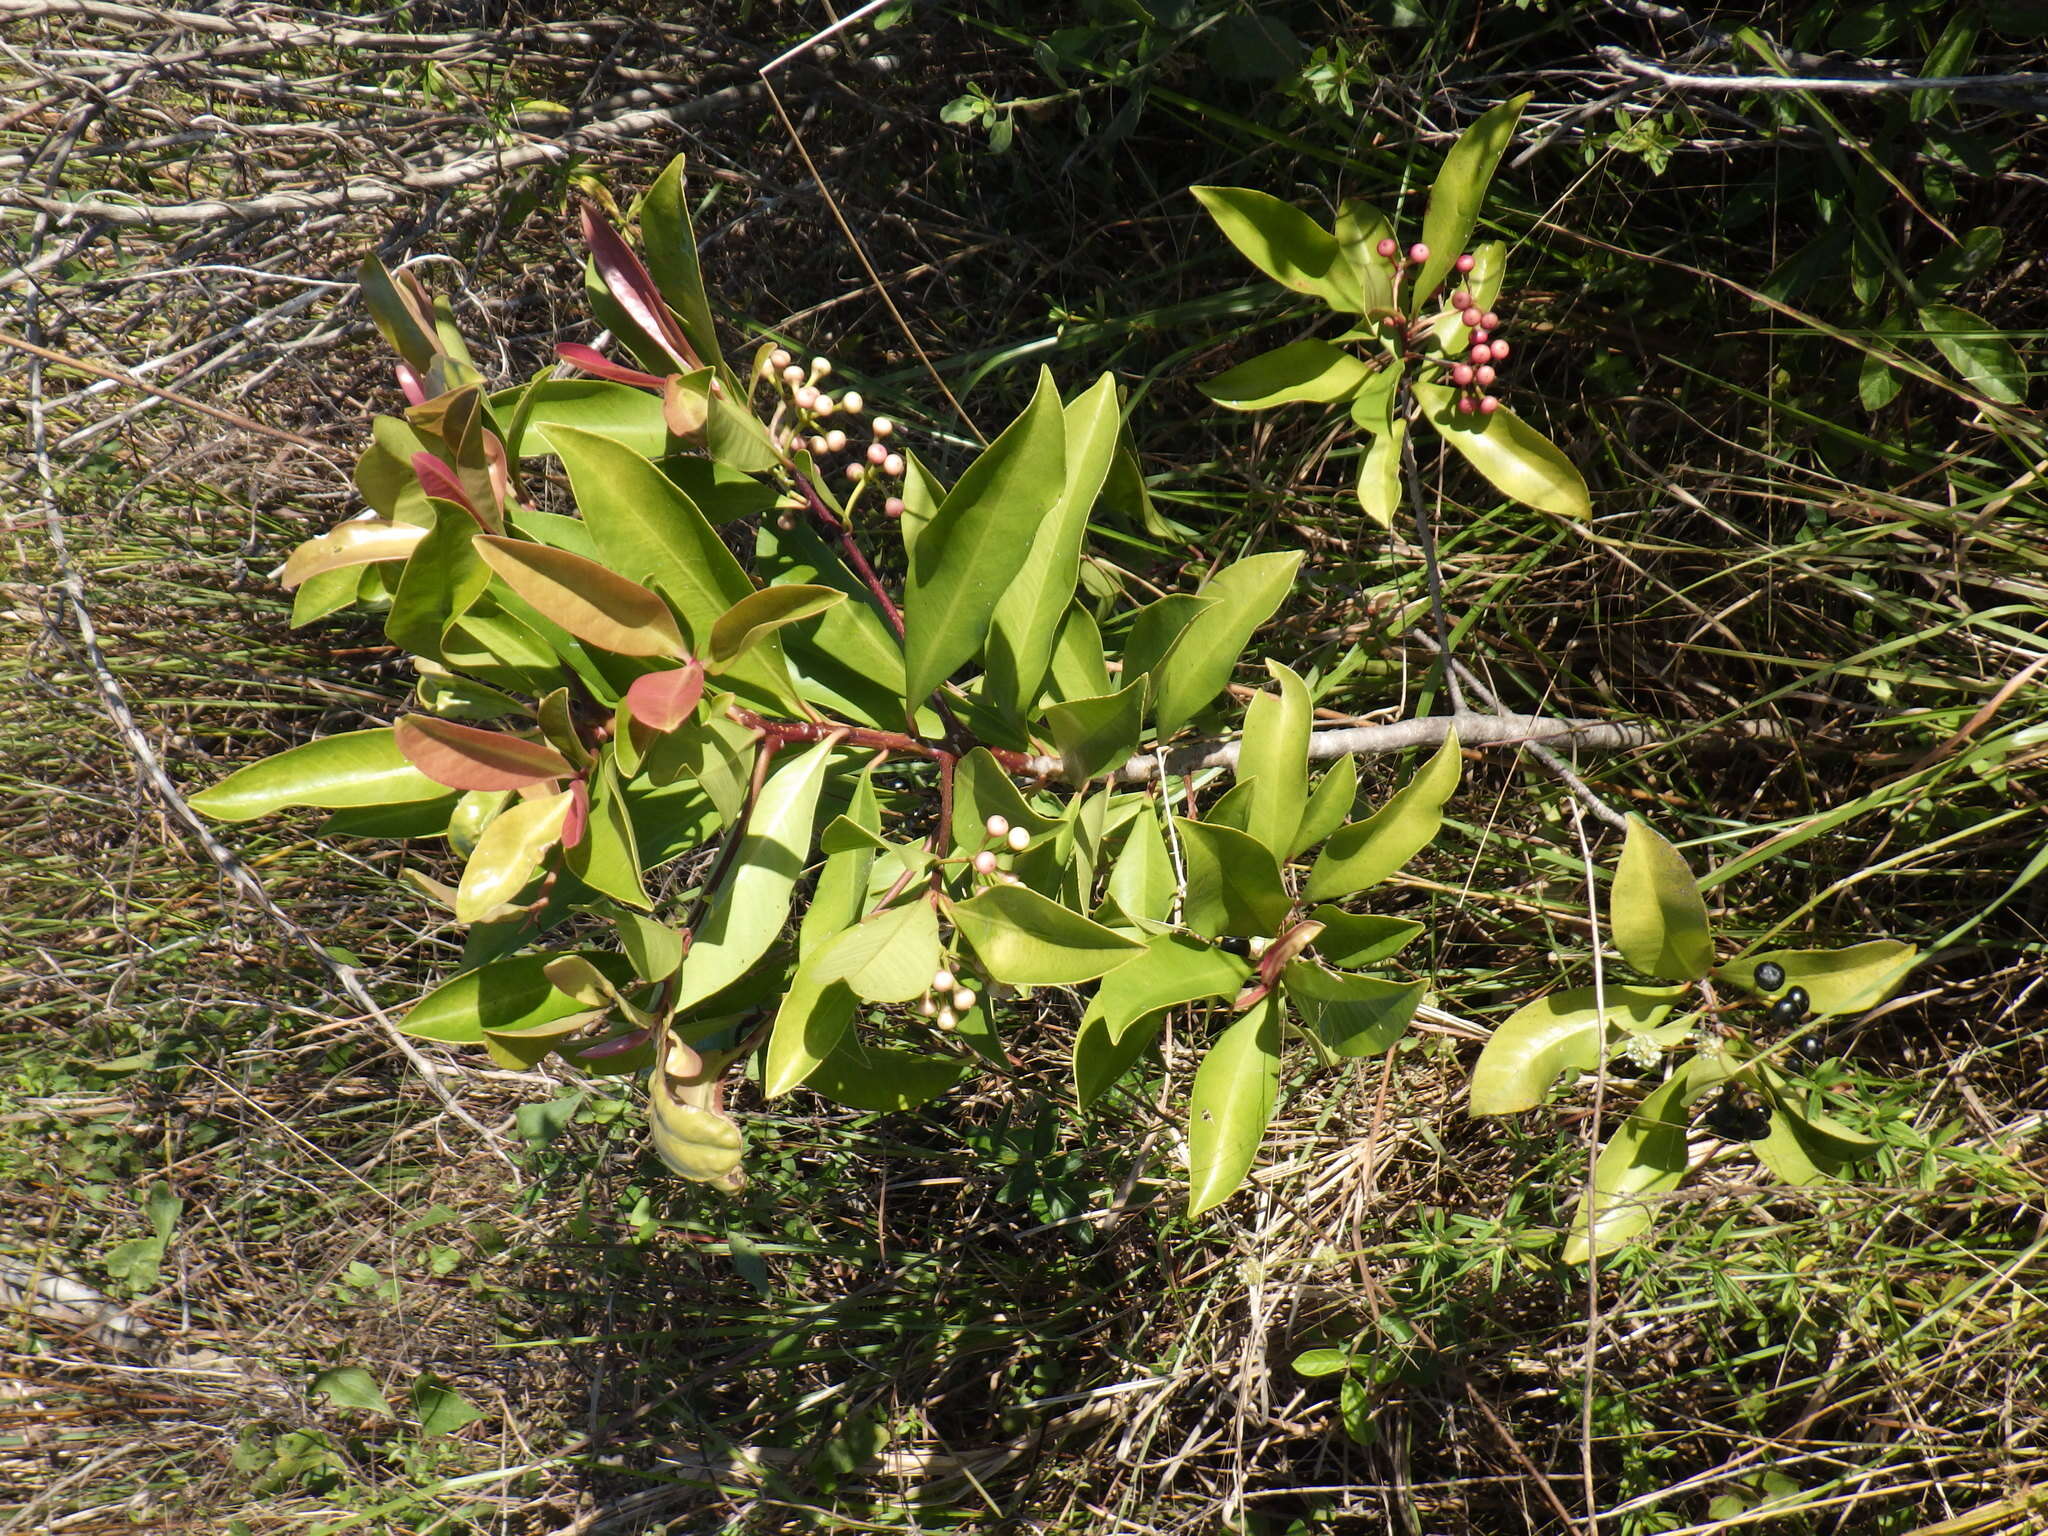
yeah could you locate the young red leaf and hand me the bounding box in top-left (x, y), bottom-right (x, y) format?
top-left (556, 342), bottom-right (668, 390)
top-left (395, 714), bottom-right (574, 791)
top-left (579, 202), bottom-right (701, 374)
top-left (624, 661), bottom-right (706, 732)
top-left (411, 452), bottom-right (484, 523)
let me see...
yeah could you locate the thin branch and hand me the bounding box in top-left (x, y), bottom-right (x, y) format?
top-left (1599, 45), bottom-right (2048, 112)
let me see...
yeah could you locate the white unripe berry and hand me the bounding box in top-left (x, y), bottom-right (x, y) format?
top-left (1000, 872), bottom-right (1021, 885)
top-left (782, 364), bottom-right (806, 385)
top-left (952, 988), bottom-right (976, 1012)
top-left (866, 441), bottom-right (888, 466)
top-left (775, 513), bottom-right (796, 531)
top-left (1006, 826), bottom-right (1030, 852)
top-left (825, 429), bottom-right (848, 453)
top-left (984, 814), bottom-right (1009, 838)
top-left (814, 395), bottom-right (835, 416)
top-left (871, 417), bottom-right (894, 438)
top-left (769, 348), bottom-right (792, 369)
top-left (1247, 936), bottom-right (1271, 957)
top-left (841, 390), bottom-right (864, 413)
top-left (758, 355), bottom-right (779, 380)
top-left (884, 496), bottom-right (906, 517)
top-left (844, 462), bottom-right (865, 482)
top-left (973, 850), bottom-right (998, 874)
top-left (932, 968), bottom-right (955, 992)
top-left (883, 453), bottom-right (904, 478)
top-left (936, 1008), bottom-right (958, 1031)
top-left (794, 385), bottom-right (819, 410)
top-left (809, 435), bottom-right (829, 454)
top-left (811, 357), bottom-right (833, 377)
top-left (919, 996), bottom-right (938, 1016)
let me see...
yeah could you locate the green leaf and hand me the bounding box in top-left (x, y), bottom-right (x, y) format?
top-left (455, 788), bottom-right (574, 921)
top-left (984, 373), bottom-right (1121, 720)
top-left (1414, 381), bottom-right (1590, 521)
top-left (1105, 803), bottom-right (1176, 928)
top-left (191, 729), bottom-right (447, 822)
top-left (1334, 199), bottom-right (1395, 313)
top-left (1236, 660), bottom-right (1311, 857)
top-left (616, 911), bottom-right (684, 980)
top-left (707, 584), bottom-right (845, 667)
top-left (386, 502), bottom-right (491, 662)
top-left (755, 517), bottom-right (908, 728)
top-left (903, 369), bottom-right (1067, 709)
top-left (1305, 729), bottom-right (1461, 901)
top-left (1356, 419), bottom-right (1405, 529)
top-left (643, 707), bottom-right (753, 823)
top-left (357, 255), bottom-right (436, 372)
top-left (1200, 340), bottom-right (1374, 410)
top-left (394, 715), bottom-right (572, 791)
top-left (1072, 1010), bottom-right (1162, 1107)
top-left (1308, 905), bottom-right (1421, 968)
top-left (1153, 551), bottom-right (1303, 737)
top-left (1422, 240), bottom-right (1506, 358)
top-left (1292, 1347), bottom-right (1356, 1379)
top-left (1190, 187), bottom-right (1362, 311)
top-left (763, 966), bottom-right (858, 1098)
top-left (410, 1377), bottom-right (484, 1437)
top-left (1412, 94), bottom-right (1530, 308)
top-left (1562, 1066), bottom-right (1696, 1264)
top-left (949, 747), bottom-right (1060, 855)
top-left (1292, 757), bottom-right (1357, 858)
top-left (400, 950), bottom-right (636, 1044)
top-left (1046, 601), bottom-right (1113, 703)
top-left (1283, 963), bottom-right (1423, 1057)
top-left (1186, 996), bottom-right (1282, 1216)
top-left (1718, 940), bottom-right (1917, 1018)
top-left (1121, 592), bottom-right (1214, 692)
top-left (1175, 818), bottom-right (1291, 939)
top-left (1082, 934), bottom-right (1247, 1042)
top-left (311, 1366), bottom-right (394, 1419)
top-left (949, 883), bottom-right (1144, 985)
top-left (1919, 302), bottom-right (2027, 402)
top-left (566, 759), bottom-right (651, 911)
top-left (1043, 676), bottom-right (1147, 783)
top-left (282, 519), bottom-right (426, 589)
top-left (474, 535), bottom-right (684, 658)
top-left (492, 379), bottom-right (668, 460)
top-left (806, 1031), bottom-right (967, 1112)
top-left (641, 155), bottom-right (726, 377)
top-left (1469, 984), bottom-right (1688, 1114)
top-left (813, 899), bottom-right (942, 1003)
top-left (671, 738), bottom-right (836, 1010)
top-left (1611, 814), bottom-right (1715, 981)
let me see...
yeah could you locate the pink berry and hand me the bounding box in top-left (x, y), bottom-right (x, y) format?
top-left (1456, 396), bottom-right (1477, 415)
top-left (866, 441), bottom-right (887, 466)
top-left (883, 453), bottom-right (904, 478)
top-left (1376, 237), bottom-right (1398, 259)
top-left (1408, 243), bottom-right (1429, 263)
top-left (1451, 363), bottom-right (1475, 386)
top-left (1469, 343), bottom-right (1493, 365)
top-left (1452, 290), bottom-right (1472, 310)
top-left (973, 850), bottom-right (997, 874)
top-left (1462, 307), bottom-right (1482, 327)
top-left (1471, 328), bottom-right (1490, 344)
top-left (1479, 395), bottom-right (1500, 414)
top-left (884, 496), bottom-right (906, 517)
top-left (844, 462), bottom-right (865, 483)
top-left (1490, 340), bottom-right (1511, 360)
top-left (1455, 253), bottom-right (1475, 273)
top-left (1481, 311), bottom-right (1499, 331)
top-left (1476, 364), bottom-right (1497, 387)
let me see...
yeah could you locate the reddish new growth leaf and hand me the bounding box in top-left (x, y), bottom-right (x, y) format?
top-left (562, 778), bottom-right (590, 850)
top-left (556, 342), bottom-right (668, 390)
top-left (395, 714), bottom-right (574, 791)
top-left (579, 203), bottom-right (702, 374)
top-left (625, 661), bottom-right (706, 732)
top-left (411, 452), bottom-right (486, 525)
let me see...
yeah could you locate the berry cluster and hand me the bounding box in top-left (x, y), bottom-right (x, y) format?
top-left (965, 813), bottom-right (1032, 885)
top-left (1368, 239), bottom-right (1513, 417)
top-left (759, 348), bottom-right (909, 519)
top-left (1753, 962), bottom-right (1826, 1062)
top-left (1701, 1084), bottom-right (1773, 1143)
top-left (918, 964), bottom-right (980, 1032)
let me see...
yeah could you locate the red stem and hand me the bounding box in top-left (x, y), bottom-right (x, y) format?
top-left (725, 707), bottom-right (1031, 776)
top-left (791, 468), bottom-right (906, 640)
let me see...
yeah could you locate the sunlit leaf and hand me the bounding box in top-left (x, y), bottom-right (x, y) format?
top-left (1235, 660), bottom-right (1311, 856)
top-left (1414, 381), bottom-right (1591, 521)
top-left (400, 950), bottom-right (639, 1044)
top-left (1305, 729), bottom-right (1460, 901)
top-left (1412, 94), bottom-right (1530, 307)
top-left (1611, 814), bottom-right (1715, 981)
top-left (1186, 996), bottom-right (1282, 1216)
top-left (1283, 963), bottom-right (1424, 1058)
top-left (1562, 1064), bottom-right (1697, 1264)
top-left (1718, 940), bottom-right (1917, 1018)
top-left (191, 729), bottom-right (447, 822)
top-left (454, 788), bottom-right (573, 921)
top-left (1200, 340), bottom-right (1374, 410)
top-left (282, 520), bottom-right (425, 589)
top-left (394, 715), bottom-right (573, 791)
top-left (1043, 676), bottom-right (1147, 783)
top-left (473, 535), bottom-right (684, 658)
top-left (1469, 984), bottom-right (1688, 1114)
top-left (812, 899), bottom-right (942, 1004)
top-left (1190, 187), bottom-right (1362, 311)
top-left (1307, 905), bottom-right (1421, 968)
top-left (1918, 302), bottom-right (2027, 403)
top-left (1175, 818), bottom-right (1290, 939)
top-left (949, 883), bottom-right (1144, 985)
top-left (1356, 419), bottom-right (1404, 529)
top-left (1292, 757), bottom-right (1357, 858)
top-left (1334, 199), bottom-right (1395, 312)
top-left (641, 154), bottom-right (726, 376)
top-left (707, 584), bottom-right (844, 667)
top-left (1082, 934), bottom-right (1247, 1043)
top-left (1153, 551), bottom-right (1302, 737)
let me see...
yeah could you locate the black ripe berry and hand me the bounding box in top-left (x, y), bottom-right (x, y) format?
top-left (1702, 1086), bottom-right (1773, 1142)
top-left (1783, 985), bottom-right (1810, 1019)
top-left (1794, 1032), bottom-right (1828, 1062)
top-left (1215, 935), bottom-right (1252, 957)
top-left (1754, 961), bottom-right (1787, 993)
top-left (1770, 997), bottom-right (1802, 1029)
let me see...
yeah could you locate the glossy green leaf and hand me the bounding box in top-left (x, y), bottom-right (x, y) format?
top-left (1611, 814), bottom-right (1715, 982)
top-left (671, 738), bottom-right (836, 1010)
top-left (1919, 302), bottom-right (2027, 402)
top-left (566, 760), bottom-right (651, 910)
top-left (1305, 728), bottom-right (1461, 901)
top-left (480, 1008), bottom-right (607, 1070)
top-left (707, 584), bottom-right (844, 667)
top-left (616, 911), bottom-right (684, 980)
top-left (1044, 676), bottom-right (1147, 783)
top-left (645, 707), bottom-right (756, 824)
top-left (902, 369), bottom-right (1067, 709)
top-left (1190, 186), bottom-right (1362, 311)
top-left (813, 899), bottom-right (942, 1004)
top-left (1348, 356), bottom-right (1402, 436)
top-left (949, 883), bottom-right (1144, 985)
top-left (1412, 94), bottom-right (1530, 308)
top-left (1046, 602), bottom-right (1113, 703)
top-left (1283, 963), bottom-right (1424, 1058)
top-left (1121, 593), bottom-right (1213, 692)
top-left (1414, 381), bottom-right (1591, 520)
top-left (1563, 1065), bottom-right (1696, 1264)
top-left (473, 535), bottom-right (684, 658)
top-left (1356, 419), bottom-right (1404, 529)
top-left (763, 965), bottom-right (858, 1098)
top-left (985, 373), bottom-right (1121, 720)
top-left (358, 255), bottom-right (436, 373)
top-left (399, 950), bottom-right (637, 1044)
top-left (641, 154), bottom-right (726, 376)
top-left (1469, 983), bottom-right (1688, 1114)
top-left (1201, 340), bottom-right (1374, 410)
top-left (1083, 933), bottom-right (1247, 1042)
top-left (1072, 1010), bottom-right (1162, 1108)
top-left (1105, 802), bottom-right (1176, 928)
top-left (385, 501), bottom-right (491, 662)
top-left (754, 517), bottom-right (908, 728)
top-left (1334, 199), bottom-right (1395, 312)
top-left (1308, 906), bottom-right (1422, 968)
top-left (394, 715), bottom-right (572, 792)
top-left (948, 747), bottom-right (1060, 855)
top-left (1175, 818), bottom-right (1290, 939)
top-left (191, 729), bottom-right (447, 822)
top-left (1292, 757), bottom-right (1356, 857)
top-left (455, 787), bottom-right (573, 921)
top-left (493, 379), bottom-right (668, 460)
top-left (1718, 940), bottom-right (1917, 1018)
top-left (1153, 551), bottom-right (1303, 737)
top-left (1186, 995), bottom-right (1282, 1216)
top-left (282, 520), bottom-right (426, 589)
top-left (806, 1032), bottom-right (967, 1113)
top-left (1236, 660), bottom-right (1311, 857)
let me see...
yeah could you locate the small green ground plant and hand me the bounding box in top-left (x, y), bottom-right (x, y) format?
top-left (191, 109), bottom-right (1912, 1256)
